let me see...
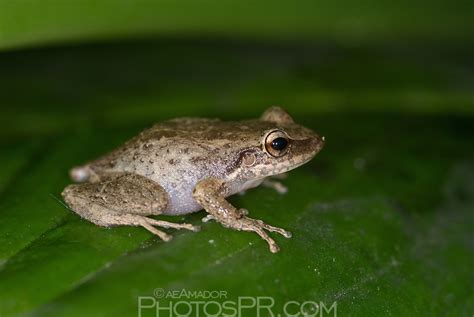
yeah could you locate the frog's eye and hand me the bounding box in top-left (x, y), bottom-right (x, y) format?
top-left (265, 130), bottom-right (290, 157)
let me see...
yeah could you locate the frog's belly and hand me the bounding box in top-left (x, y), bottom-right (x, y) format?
top-left (112, 160), bottom-right (206, 215)
top-left (161, 178), bottom-right (266, 215)
top-left (111, 157), bottom-right (254, 215)
top-left (141, 166), bottom-right (204, 215)
top-left (161, 184), bottom-right (203, 215)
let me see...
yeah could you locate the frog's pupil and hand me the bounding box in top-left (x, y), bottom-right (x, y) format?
top-left (271, 137), bottom-right (288, 151)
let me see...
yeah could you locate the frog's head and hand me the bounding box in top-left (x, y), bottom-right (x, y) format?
top-left (234, 107), bottom-right (324, 180)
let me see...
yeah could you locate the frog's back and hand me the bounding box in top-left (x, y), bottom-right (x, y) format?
top-left (87, 117), bottom-right (266, 175)
top-left (87, 118), bottom-right (226, 171)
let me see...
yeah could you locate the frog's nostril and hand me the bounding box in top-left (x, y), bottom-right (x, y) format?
top-left (312, 135), bottom-right (324, 152)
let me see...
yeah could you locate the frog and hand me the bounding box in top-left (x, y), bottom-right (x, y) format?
top-left (62, 106), bottom-right (325, 253)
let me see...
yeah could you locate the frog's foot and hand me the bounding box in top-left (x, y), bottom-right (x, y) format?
top-left (63, 194), bottom-right (198, 242)
top-left (136, 217), bottom-right (173, 241)
top-left (88, 214), bottom-right (198, 242)
top-left (139, 217), bottom-right (199, 241)
top-left (262, 179), bottom-right (288, 194)
top-left (229, 216), bottom-right (292, 253)
top-left (202, 214), bottom-right (215, 223)
top-left (193, 178), bottom-right (292, 253)
top-left (146, 217), bottom-right (200, 232)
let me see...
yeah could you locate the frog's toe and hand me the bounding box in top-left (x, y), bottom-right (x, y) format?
top-left (189, 224), bottom-right (201, 232)
top-left (202, 215), bottom-right (215, 222)
top-left (262, 223), bottom-right (292, 238)
top-left (253, 227), bottom-right (280, 253)
top-left (250, 219), bottom-right (292, 238)
top-left (140, 221), bottom-right (173, 242)
top-left (232, 218), bottom-right (290, 252)
top-left (177, 223), bottom-right (200, 232)
top-left (145, 217), bottom-right (200, 232)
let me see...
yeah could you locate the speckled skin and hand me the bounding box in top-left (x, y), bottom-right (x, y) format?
top-left (62, 107), bottom-right (324, 252)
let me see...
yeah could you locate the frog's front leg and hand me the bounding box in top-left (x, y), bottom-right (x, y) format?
top-left (62, 173), bottom-right (199, 241)
top-left (192, 178), bottom-right (291, 253)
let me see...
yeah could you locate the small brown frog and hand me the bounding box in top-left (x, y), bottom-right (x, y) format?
top-left (62, 107), bottom-right (324, 252)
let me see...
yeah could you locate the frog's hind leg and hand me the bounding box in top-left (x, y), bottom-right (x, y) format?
top-left (62, 173), bottom-right (199, 241)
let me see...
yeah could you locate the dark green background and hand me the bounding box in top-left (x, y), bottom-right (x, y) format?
top-left (0, 1), bottom-right (473, 316)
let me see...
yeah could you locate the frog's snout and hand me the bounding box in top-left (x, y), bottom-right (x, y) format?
top-left (316, 135), bottom-right (325, 152)
top-left (307, 132), bottom-right (325, 155)
top-left (289, 132), bottom-right (324, 163)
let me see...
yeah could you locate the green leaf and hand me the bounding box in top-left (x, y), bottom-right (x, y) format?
top-left (0, 35), bottom-right (473, 317)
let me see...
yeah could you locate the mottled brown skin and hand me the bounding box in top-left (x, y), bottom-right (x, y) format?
top-left (62, 107), bottom-right (324, 252)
